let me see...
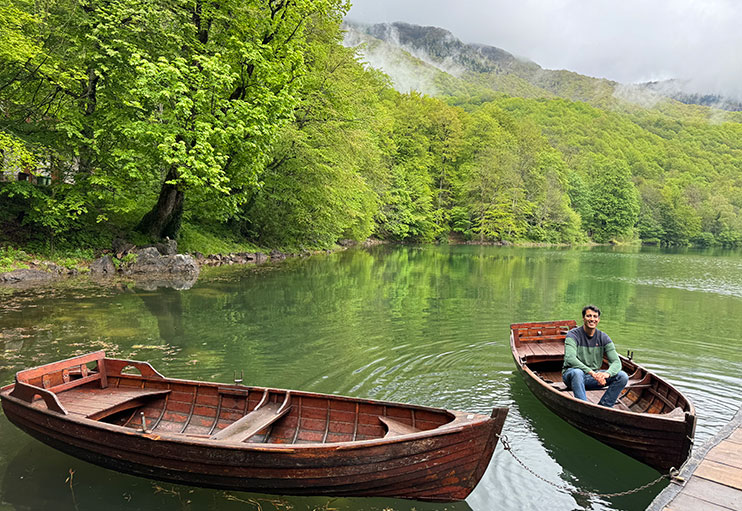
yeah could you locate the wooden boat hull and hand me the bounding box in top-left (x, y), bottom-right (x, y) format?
top-left (1, 352), bottom-right (507, 502)
top-left (511, 321), bottom-right (696, 472)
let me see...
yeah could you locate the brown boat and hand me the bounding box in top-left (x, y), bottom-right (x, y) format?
top-left (0, 351), bottom-right (508, 502)
top-left (510, 320), bottom-right (696, 472)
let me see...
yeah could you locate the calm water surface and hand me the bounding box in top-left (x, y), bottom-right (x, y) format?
top-left (1, 245), bottom-right (740, 511)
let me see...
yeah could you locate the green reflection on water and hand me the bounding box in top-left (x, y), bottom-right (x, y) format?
top-left (1, 245), bottom-right (741, 511)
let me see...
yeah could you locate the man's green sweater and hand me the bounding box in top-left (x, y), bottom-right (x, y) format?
top-left (562, 326), bottom-right (621, 376)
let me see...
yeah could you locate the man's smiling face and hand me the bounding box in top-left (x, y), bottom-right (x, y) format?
top-left (583, 309), bottom-right (600, 332)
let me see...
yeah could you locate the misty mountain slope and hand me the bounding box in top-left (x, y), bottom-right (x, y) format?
top-left (344, 21), bottom-right (624, 106)
top-left (638, 80), bottom-right (742, 112)
top-left (342, 24), bottom-right (457, 96)
top-left (343, 21), bottom-right (742, 127)
top-left (342, 21), bottom-right (553, 100)
top-left (345, 21), bottom-right (742, 118)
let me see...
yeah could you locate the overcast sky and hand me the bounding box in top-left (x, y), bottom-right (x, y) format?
top-left (346, 0), bottom-right (742, 99)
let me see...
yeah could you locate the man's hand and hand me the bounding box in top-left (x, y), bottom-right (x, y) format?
top-left (590, 371), bottom-right (608, 386)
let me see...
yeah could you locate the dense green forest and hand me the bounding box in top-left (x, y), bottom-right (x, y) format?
top-left (2, 1), bottom-right (742, 261)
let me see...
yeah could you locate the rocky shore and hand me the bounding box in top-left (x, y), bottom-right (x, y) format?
top-left (0, 239), bottom-right (376, 289)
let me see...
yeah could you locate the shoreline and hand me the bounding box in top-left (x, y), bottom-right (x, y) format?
top-left (0, 239), bottom-right (388, 290)
top-left (0, 238), bottom-right (644, 290)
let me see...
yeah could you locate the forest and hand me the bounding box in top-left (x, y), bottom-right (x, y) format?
top-left (2, 0), bottom-right (742, 264)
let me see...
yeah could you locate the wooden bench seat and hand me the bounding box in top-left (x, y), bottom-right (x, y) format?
top-left (211, 402), bottom-right (291, 442)
top-left (56, 387), bottom-right (171, 420)
top-left (519, 342), bottom-right (565, 363)
top-left (379, 416), bottom-right (421, 437)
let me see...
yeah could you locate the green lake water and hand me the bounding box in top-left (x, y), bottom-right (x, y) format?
top-left (1, 245), bottom-right (740, 511)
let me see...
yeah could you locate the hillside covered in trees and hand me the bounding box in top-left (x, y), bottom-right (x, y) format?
top-left (2, 5), bottom-right (742, 261)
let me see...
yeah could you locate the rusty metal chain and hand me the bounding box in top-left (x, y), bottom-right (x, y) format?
top-left (497, 434), bottom-right (678, 498)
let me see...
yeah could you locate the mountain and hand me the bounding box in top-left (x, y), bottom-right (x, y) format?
top-left (637, 79), bottom-right (742, 111)
top-left (343, 21), bottom-right (741, 113)
top-left (343, 21), bottom-right (618, 105)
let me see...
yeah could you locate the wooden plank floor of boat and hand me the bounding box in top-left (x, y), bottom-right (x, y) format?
top-left (647, 407), bottom-right (742, 511)
top-left (517, 343), bottom-right (564, 360)
top-left (55, 387), bottom-right (170, 420)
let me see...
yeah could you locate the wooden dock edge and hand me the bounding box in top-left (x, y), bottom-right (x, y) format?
top-left (646, 406), bottom-right (742, 511)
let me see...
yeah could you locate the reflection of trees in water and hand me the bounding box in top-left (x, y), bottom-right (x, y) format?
top-left (135, 287), bottom-right (185, 344)
top-left (166, 245), bottom-right (645, 396)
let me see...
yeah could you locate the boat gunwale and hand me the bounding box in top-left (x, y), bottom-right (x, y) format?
top-left (517, 368), bottom-right (696, 441)
top-left (518, 361), bottom-right (692, 422)
top-left (509, 320), bottom-right (697, 472)
top-left (1, 353), bottom-right (509, 502)
top-left (8, 353), bottom-right (477, 417)
top-left (0, 382), bottom-right (502, 453)
top-left (509, 323), bottom-right (695, 422)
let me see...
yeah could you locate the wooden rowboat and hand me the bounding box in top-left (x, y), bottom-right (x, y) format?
top-left (510, 320), bottom-right (696, 472)
top-left (0, 351), bottom-right (508, 502)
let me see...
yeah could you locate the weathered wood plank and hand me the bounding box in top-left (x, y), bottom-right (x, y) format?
top-left (518, 335), bottom-right (567, 343)
top-left (583, 390), bottom-right (631, 411)
top-left (681, 476), bottom-right (742, 510)
top-left (695, 459), bottom-right (742, 490)
top-left (542, 343), bottom-right (564, 355)
top-left (727, 428), bottom-right (742, 445)
top-left (380, 417), bottom-right (420, 437)
top-left (56, 388), bottom-right (171, 420)
top-left (663, 491), bottom-right (736, 511)
top-left (648, 408), bottom-right (741, 511)
top-left (520, 344), bottom-right (535, 358)
top-left (14, 351), bottom-right (106, 382)
top-left (529, 343), bottom-right (549, 357)
top-left (706, 439), bottom-right (742, 469)
top-left (211, 402), bottom-right (290, 442)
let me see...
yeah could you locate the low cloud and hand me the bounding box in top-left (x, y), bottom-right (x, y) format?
top-left (343, 25), bottom-right (441, 95)
top-left (347, 0), bottom-right (742, 101)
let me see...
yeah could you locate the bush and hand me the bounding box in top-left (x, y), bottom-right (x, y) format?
top-left (0, 246), bottom-right (33, 273)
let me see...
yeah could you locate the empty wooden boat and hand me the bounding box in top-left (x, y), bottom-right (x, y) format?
top-left (0, 351), bottom-right (508, 502)
top-left (510, 320), bottom-right (696, 472)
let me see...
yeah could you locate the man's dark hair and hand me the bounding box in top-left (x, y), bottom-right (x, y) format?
top-left (582, 304), bottom-right (601, 317)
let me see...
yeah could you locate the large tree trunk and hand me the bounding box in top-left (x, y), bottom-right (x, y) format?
top-left (137, 167), bottom-right (185, 239)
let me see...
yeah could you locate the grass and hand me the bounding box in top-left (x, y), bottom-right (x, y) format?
top-left (0, 246), bottom-right (33, 273)
top-left (0, 245), bottom-right (95, 274)
top-left (178, 222), bottom-right (263, 255)
top-left (1, 218), bottom-right (306, 275)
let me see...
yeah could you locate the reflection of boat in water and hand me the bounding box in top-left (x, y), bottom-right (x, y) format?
top-left (1, 441), bottom-right (142, 511)
top-left (508, 374), bottom-right (662, 509)
top-left (1, 442), bottom-right (476, 511)
top-left (511, 320), bottom-right (696, 472)
top-left (1, 351), bottom-right (508, 502)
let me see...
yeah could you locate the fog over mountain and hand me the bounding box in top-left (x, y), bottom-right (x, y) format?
top-left (343, 20), bottom-right (742, 111)
top-left (346, 0), bottom-right (742, 103)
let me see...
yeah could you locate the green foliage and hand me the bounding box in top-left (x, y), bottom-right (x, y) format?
top-left (112, 253), bottom-right (137, 270)
top-left (178, 221), bottom-right (260, 255)
top-left (0, 131), bottom-right (36, 173)
top-left (243, 23), bottom-right (382, 249)
top-left (582, 156), bottom-right (641, 242)
top-left (0, 181), bottom-right (88, 253)
top-left (1, 0), bottom-right (351, 242)
top-left (2, 5), bottom-right (742, 253)
top-left (0, 246), bottom-right (32, 273)
top-left (453, 103), bottom-right (581, 243)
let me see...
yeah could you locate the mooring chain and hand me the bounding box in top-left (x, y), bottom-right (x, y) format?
top-left (497, 434), bottom-right (677, 498)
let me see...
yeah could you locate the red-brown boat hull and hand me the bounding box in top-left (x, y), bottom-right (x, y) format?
top-left (510, 321), bottom-right (695, 472)
top-left (1, 352), bottom-right (507, 502)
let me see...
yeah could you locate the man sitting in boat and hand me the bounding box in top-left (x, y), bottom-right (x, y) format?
top-left (562, 305), bottom-right (628, 407)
